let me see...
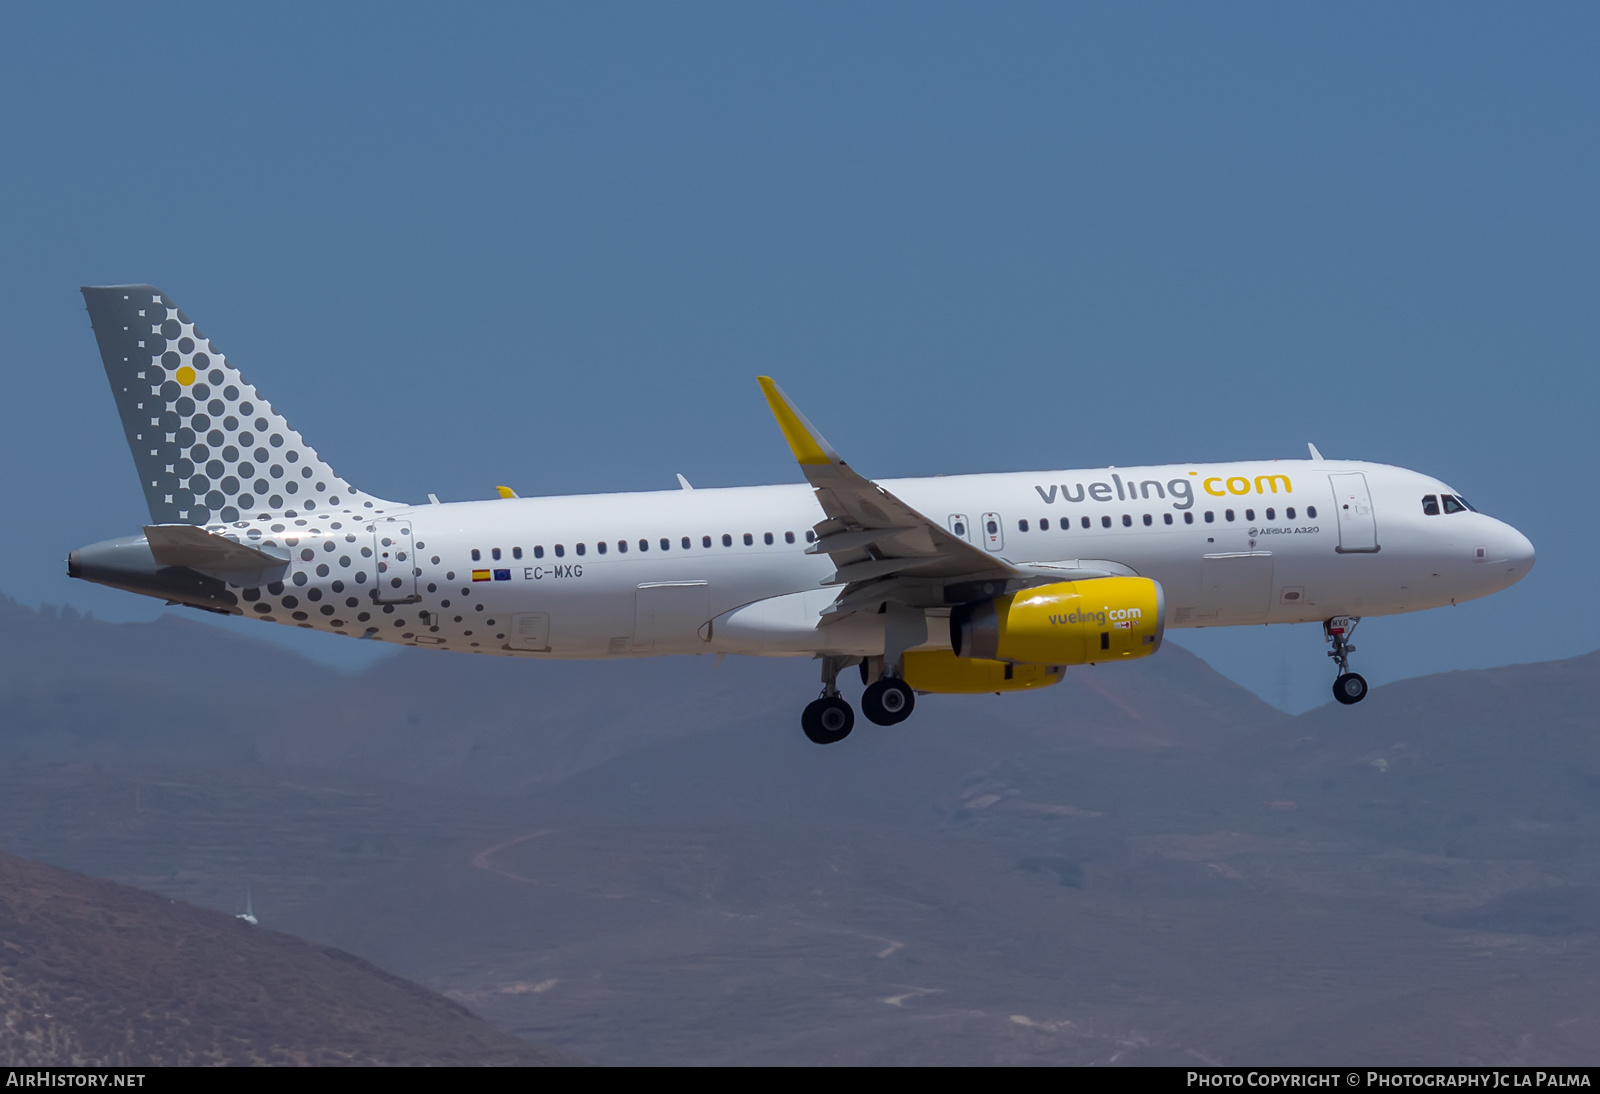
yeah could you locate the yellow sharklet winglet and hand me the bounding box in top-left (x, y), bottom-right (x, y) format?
top-left (758, 377), bottom-right (839, 467)
top-left (495, 485), bottom-right (519, 499)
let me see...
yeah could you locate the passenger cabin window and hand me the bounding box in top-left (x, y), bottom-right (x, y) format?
top-left (576, 543), bottom-right (586, 556)
top-left (702, 535), bottom-right (712, 548)
top-left (596, 542), bottom-right (607, 555)
top-left (722, 534), bottom-right (733, 547)
top-left (1101, 516), bottom-right (1112, 528)
top-left (492, 548), bottom-right (501, 560)
top-left (806, 531), bottom-right (816, 542)
top-left (1286, 507), bottom-right (1296, 519)
top-left (1040, 517), bottom-right (1051, 530)
top-left (1018, 519), bottom-right (1029, 532)
top-left (471, 549), bottom-right (481, 561)
top-left (1204, 511), bottom-right (1215, 523)
top-left (784, 531), bottom-right (795, 544)
top-left (661, 538), bottom-right (671, 551)
top-left (554, 545), bottom-right (565, 557)
top-left (680, 537), bottom-right (690, 549)
top-left (1225, 509), bottom-right (1235, 522)
top-left (1265, 508), bottom-right (1275, 521)
top-left (1441, 494), bottom-right (1468, 514)
top-left (1122, 515), bottom-right (1132, 527)
top-left (616, 540), bottom-right (626, 553)
top-left (1184, 512), bottom-right (1194, 524)
top-left (639, 539), bottom-right (649, 552)
top-left (743, 533), bottom-right (754, 546)
top-left (762, 532), bottom-right (772, 545)
top-left (513, 547), bottom-right (522, 559)
top-left (1081, 516), bottom-right (1091, 529)
top-left (1143, 514), bottom-right (1153, 526)
top-left (1307, 506), bottom-right (1318, 518)
top-left (1244, 509), bottom-right (1255, 522)
top-left (534, 546), bottom-right (544, 558)
top-left (1422, 495), bottom-right (1440, 515)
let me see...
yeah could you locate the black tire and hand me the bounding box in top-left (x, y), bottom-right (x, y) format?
top-left (802, 696), bottom-right (855, 744)
top-left (1332, 672), bottom-right (1368, 705)
top-left (861, 679), bottom-right (916, 725)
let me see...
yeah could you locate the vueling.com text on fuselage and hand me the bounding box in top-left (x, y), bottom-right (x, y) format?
top-left (1033, 472), bottom-right (1293, 512)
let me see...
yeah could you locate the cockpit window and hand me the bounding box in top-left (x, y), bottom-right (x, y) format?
top-left (1441, 494), bottom-right (1467, 514)
top-left (1422, 495), bottom-right (1440, 516)
top-left (1458, 496), bottom-right (1478, 512)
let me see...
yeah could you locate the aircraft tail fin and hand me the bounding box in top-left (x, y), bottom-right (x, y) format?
top-left (81, 285), bottom-right (392, 526)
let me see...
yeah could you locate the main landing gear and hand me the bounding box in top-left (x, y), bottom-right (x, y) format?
top-left (801, 695), bottom-right (854, 745)
top-left (800, 655), bottom-right (918, 744)
top-left (862, 678), bottom-right (915, 726)
top-left (1324, 616), bottom-right (1368, 705)
top-left (802, 655), bottom-right (856, 744)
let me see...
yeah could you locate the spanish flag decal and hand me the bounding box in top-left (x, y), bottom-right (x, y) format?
top-left (472, 569), bottom-right (491, 582)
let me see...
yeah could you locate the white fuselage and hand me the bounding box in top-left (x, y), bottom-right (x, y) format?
top-left (233, 458), bottom-right (1533, 660)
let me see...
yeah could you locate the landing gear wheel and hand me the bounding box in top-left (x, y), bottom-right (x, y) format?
top-left (861, 679), bottom-right (916, 725)
top-left (1324, 617), bottom-right (1367, 707)
top-left (1332, 672), bottom-right (1368, 705)
top-left (802, 696), bottom-right (855, 744)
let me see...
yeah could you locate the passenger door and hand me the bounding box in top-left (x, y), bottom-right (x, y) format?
top-left (370, 519), bottom-right (418, 603)
top-left (1329, 472), bottom-right (1380, 553)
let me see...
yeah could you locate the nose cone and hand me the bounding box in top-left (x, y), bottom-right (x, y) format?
top-left (1499, 523), bottom-right (1536, 587)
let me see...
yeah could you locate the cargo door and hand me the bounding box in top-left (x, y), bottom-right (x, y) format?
top-left (507, 611), bottom-right (551, 651)
top-left (1199, 552), bottom-right (1274, 624)
top-left (371, 519), bottom-right (418, 603)
top-left (632, 580), bottom-right (710, 651)
top-left (1329, 472), bottom-right (1380, 554)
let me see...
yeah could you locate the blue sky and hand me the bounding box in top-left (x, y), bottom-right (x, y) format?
top-left (2, 4), bottom-right (1594, 711)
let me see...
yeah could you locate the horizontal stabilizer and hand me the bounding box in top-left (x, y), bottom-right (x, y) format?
top-left (144, 524), bottom-right (289, 586)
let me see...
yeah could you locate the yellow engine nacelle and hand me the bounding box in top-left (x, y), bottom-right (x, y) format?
top-left (902, 650), bottom-right (1064, 694)
top-left (950, 576), bottom-right (1165, 666)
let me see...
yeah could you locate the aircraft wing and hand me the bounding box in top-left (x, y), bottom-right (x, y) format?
top-left (758, 378), bottom-right (1021, 617)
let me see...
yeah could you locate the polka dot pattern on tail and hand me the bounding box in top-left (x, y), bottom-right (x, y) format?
top-left (80, 284), bottom-right (395, 526)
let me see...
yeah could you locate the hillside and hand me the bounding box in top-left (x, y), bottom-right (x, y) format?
top-left (0, 851), bottom-right (578, 1065)
top-left (1, 596), bottom-right (1597, 1064)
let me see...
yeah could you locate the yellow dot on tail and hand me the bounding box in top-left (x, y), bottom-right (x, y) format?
top-left (175, 365), bottom-right (196, 386)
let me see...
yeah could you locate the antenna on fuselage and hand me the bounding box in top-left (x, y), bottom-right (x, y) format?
top-left (676, 474), bottom-right (694, 491)
top-left (237, 884), bottom-right (258, 926)
top-left (1307, 443), bottom-right (1325, 461)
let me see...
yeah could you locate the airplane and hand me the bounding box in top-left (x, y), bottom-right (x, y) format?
top-left (68, 285), bottom-right (1536, 744)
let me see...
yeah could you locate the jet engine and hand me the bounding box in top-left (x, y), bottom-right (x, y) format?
top-left (950, 576), bottom-right (1165, 665)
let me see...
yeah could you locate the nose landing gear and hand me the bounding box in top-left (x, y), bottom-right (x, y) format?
top-left (1324, 616), bottom-right (1368, 705)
